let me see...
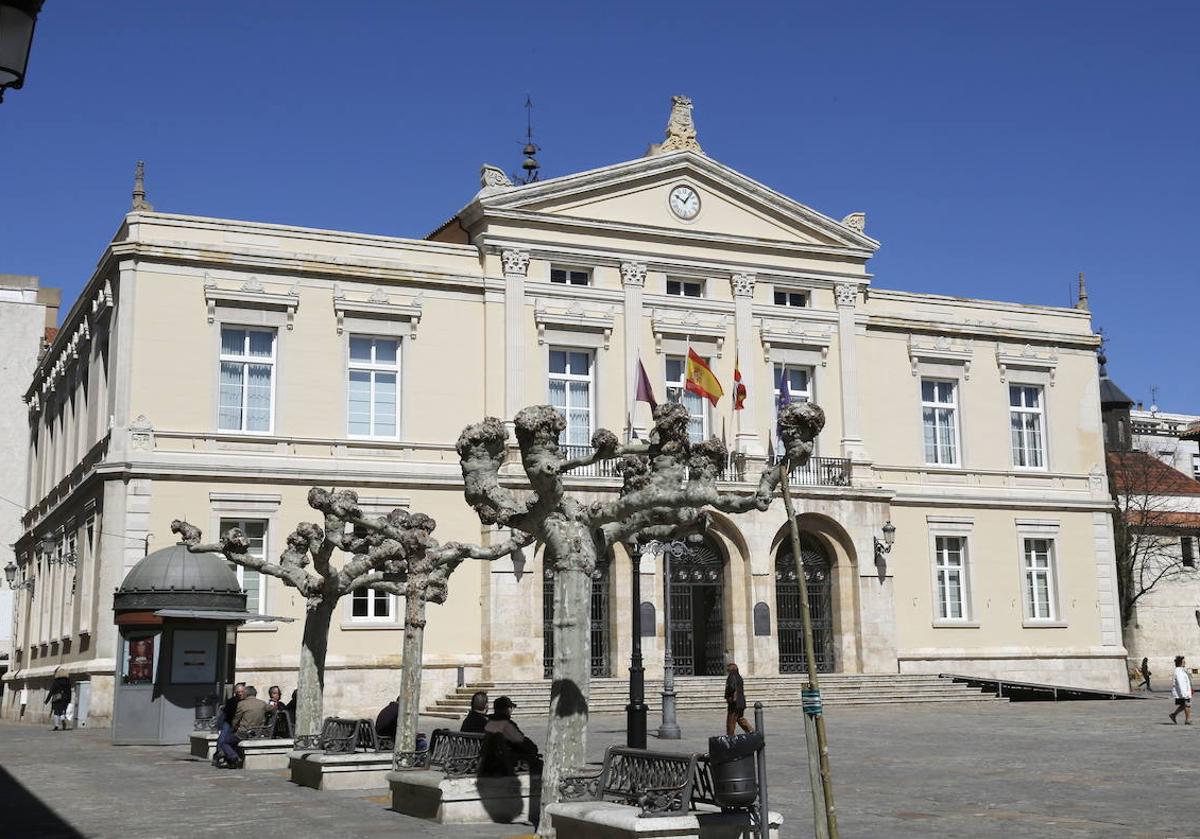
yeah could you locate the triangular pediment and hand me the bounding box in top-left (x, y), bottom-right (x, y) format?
top-left (472, 151), bottom-right (878, 253)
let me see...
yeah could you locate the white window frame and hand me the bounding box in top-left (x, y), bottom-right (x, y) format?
top-left (772, 363), bottom-right (813, 451)
top-left (666, 278), bottom-right (705, 298)
top-left (773, 288), bottom-right (808, 308)
top-left (928, 517), bottom-right (976, 626)
top-left (346, 334), bottom-right (401, 440)
top-left (1009, 384), bottom-right (1047, 470)
top-left (1017, 525), bottom-right (1062, 625)
top-left (921, 377), bottom-right (961, 467)
top-left (347, 587), bottom-right (397, 624)
top-left (218, 326), bottom-right (277, 434)
top-left (218, 517), bottom-right (269, 618)
top-left (933, 535), bottom-right (969, 622)
top-left (550, 266), bottom-right (591, 286)
top-left (547, 347), bottom-right (595, 451)
top-left (665, 354), bottom-right (709, 443)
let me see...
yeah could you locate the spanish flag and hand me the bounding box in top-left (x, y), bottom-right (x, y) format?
top-left (685, 347), bottom-right (724, 407)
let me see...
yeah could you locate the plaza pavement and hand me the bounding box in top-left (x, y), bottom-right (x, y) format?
top-left (0, 695), bottom-right (1197, 838)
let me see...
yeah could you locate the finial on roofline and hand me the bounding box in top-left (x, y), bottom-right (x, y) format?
top-left (1076, 271), bottom-right (1089, 311)
top-left (131, 160), bottom-right (153, 212)
top-left (648, 95), bottom-right (703, 156)
top-left (518, 94), bottom-right (540, 185)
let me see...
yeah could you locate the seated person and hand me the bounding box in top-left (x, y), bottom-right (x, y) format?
top-left (460, 690), bottom-right (489, 733)
top-left (375, 695), bottom-right (400, 740)
top-left (218, 686), bottom-right (268, 768)
top-left (266, 685), bottom-right (284, 711)
top-left (479, 696), bottom-right (542, 775)
top-left (213, 682), bottom-right (245, 767)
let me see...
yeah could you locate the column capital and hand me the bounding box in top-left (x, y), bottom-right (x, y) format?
top-left (834, 282), bottom-right (858, 308)
top-left (501, 248), bottom-right (530, 277)
top-left (620, 261), bottom-right (647, 288)
top-left (731, 273), bottom-right (756, 299)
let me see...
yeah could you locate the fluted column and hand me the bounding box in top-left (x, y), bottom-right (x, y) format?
top-left (834, 282), bottom-right (868, 460)
top-left (621, 261), bottom-right (648, 438)
top-left (502, 249), bottom-right (530, 426)
top-left (731, 273), bottom-right (764, 456)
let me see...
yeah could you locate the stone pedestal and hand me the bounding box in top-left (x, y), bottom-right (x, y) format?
top-left (289, 750), bottom-right (393, 790)
top-left (389, 769), bottom-right (541, 824)
top-left (190, 732), bottom-right (218, 760)
top-left (545, 802), bottom-right (782, 839)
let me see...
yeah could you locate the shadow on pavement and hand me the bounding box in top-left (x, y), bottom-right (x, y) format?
top-left (0, 764), bottom-right (84, 837)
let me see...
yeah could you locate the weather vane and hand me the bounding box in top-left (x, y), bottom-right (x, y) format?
top-left (517, 95), bottom-right (540, 185)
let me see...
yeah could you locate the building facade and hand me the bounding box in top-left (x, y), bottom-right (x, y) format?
top-left (2, 104), bottom-right (1128, 725)
top-left (0, 274), bottom-right (59, 688)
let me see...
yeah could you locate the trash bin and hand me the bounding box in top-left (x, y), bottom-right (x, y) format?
top-left (707, 732), bottom-right (763, 807)
top-left (195, 695), bottom-right (218, 726)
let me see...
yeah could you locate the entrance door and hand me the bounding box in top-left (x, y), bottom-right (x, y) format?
top-left (776, 534), bottom-right (835, 673)
top-left (668, 538), bottom-right (725, 676)
top-left (543, 560), bottom-right (611, 678)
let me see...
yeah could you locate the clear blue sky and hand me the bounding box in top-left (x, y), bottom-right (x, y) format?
top-left (3, 1), bottom-right (1197, 409)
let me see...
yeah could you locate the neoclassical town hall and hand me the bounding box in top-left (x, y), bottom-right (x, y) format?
top-left (3, 99), bottom-right (1125, 725)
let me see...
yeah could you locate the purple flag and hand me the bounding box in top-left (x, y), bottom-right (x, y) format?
top-left (635, 358), bottom-right (658, 411)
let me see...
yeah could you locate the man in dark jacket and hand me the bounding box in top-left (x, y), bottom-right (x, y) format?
top-left (45, 669), bottom-right (71, 731)
top-left (480, 696), bottom-right (541, 775)
top-left (375, 696), bottom-right (399, 740)
top-left (213, 682), bottom-right (246, 766)
top-left (219, 686), bottom-right (267, 768)
top-left (460, 691), bottom-right (489, 733)
top-left (724, 662), bottom-right (753, 736)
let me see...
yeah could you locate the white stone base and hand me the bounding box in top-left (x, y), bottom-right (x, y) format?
top-left (545, 802), bottom-right (782, 839)
top-left (388, 769), bottom-right (540, 824)
top-left (289, 750), bottom-right (393, 790)
top-left (189, 733), bottom-right (294, 769)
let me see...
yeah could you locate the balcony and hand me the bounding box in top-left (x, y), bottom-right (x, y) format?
top-left (770, 454), bottom-right (851, 487)
top-left (559, 445), bottom-right (851, 488)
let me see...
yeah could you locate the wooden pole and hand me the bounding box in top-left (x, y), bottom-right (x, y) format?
top-left (779, 471), bottom-right (839, 839)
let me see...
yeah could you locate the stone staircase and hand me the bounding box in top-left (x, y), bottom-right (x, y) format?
top-left (425, 673), bottom-right (994, 719)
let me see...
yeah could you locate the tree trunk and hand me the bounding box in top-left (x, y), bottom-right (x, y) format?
top-left (296, 596), bottom-right (336, 740)
top-left (393, 590), bottom-right (427, 766)
top-left (537, 533), bottom-right (595, 837)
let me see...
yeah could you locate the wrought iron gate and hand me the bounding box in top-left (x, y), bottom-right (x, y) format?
top-left (668, 539), bottom-right (725, 676)
top-left (776, 535), bottom-right (835, 673)
top-left (543, 562), bottom-right (611, 678)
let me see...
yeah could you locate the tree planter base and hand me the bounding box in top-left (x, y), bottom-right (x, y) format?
top-left (544, 802), bottom-right (783, 839)
top-left (388, 769), bottom-right (542, 824)
top-left (289, 750), bottom-right (393, 790)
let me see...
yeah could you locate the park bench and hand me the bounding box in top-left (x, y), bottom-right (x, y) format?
top-left (559, 746), bottom-right (716, 817)
top-left (288, 716), bottom-right (395, 791)
top-left (294, 716), bottom-right (391, 753)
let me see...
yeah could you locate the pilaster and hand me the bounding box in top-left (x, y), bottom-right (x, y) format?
top-left (621, 261), bottom-right (648, 438)
top-left (834, 282), bottom-right (868, 462)
top-left (730, 273), bottom-right (764, 456)
top-left (501, 249), bottom-right (530, 429)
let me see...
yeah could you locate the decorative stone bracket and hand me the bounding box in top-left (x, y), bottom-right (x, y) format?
top-left (908, 335), bottom-right (973, 378)
top-left (651, 309), bottom-right (729, 356)
top-left (204, 275), bottom-right (300, 330)
top-left (534, 298), bottom-right (615, 349)
top-left (333, 285), bottom-right (423, 338)
top-left (996, 343), bottom-right (1058, 386)
top-left (759, 318), bottom-right (833, 366)
top-left (129, 414), bottom-right (155, 451)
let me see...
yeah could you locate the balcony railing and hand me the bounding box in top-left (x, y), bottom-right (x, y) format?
top-left (771, 454), bottom-right (852, 487)
top-left (559, 445), bottom-right (619, 478)
top-left (559, 445), bottom-right (851, 488)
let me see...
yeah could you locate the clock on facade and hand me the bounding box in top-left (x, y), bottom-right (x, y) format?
top-left (668, 185), bottom-right (701, 220)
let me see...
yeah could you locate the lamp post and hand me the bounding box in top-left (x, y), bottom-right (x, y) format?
top-left (0, 1), bottom-right (45, 103)
top-left (5, 559), bottom-right (34, 593)
top-left (645, 539), bottom-right (688, 740)
top-left (625, 542), bottom-right (647, 748)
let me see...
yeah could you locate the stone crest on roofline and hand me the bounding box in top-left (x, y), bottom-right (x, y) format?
top-left (648, 95), bottom-right (704, 156)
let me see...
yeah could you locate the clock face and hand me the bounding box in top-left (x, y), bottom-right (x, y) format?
top-left (669, 185), bottom-right (701, 220)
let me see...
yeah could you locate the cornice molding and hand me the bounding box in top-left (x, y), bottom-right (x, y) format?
top-left (533, 298), bottom-right (616, 349)
top-left (331, 284), bottom-right (423, 337)
top-left (203, 275), bottom-right (300, 329)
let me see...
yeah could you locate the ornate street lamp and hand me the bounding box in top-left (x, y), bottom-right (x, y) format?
top-left (644, 539), bottom-right (690, 740)
top-left (625, 541), bottom-right (648, 749)
top-left (873, 520), bottom-right (896, 583)
top-left (0, 1), bottom-right (44, 103)
top-left (4, 560), bottom-right (15, 586)
top-left (40, 533), bottom-right (76, 567)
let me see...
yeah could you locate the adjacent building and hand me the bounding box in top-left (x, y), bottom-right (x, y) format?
top-left (0, 274), bottom-right (60, 693)
top-left (2, 100), bottom-right (1128, 726)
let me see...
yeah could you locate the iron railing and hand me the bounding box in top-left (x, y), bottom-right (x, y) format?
top-left (770, 454), bottom-right (851, 487)
top-left (559, 445), bottom-right (619, 478)
top-left (558, 447), bottom-right (849, 487)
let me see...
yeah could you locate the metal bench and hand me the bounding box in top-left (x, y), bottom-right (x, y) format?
top-left (396, 728), bottom-right (485, 776)
top-left (559, 746), bottom-right (718, 817)
top-left (294, 716), bottom-right (392, 753)
top-left (242, 708), bottom-right (294, 740)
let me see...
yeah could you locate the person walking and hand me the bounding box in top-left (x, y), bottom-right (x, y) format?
top-left (1169, 655), bottom-right (1192, 725)
top-left (724, 662), bottom-right (753, 736)
top-left (1140, 657), bottom-right (1152, 692)
top-left (45, 668), bottom-right (71, 731)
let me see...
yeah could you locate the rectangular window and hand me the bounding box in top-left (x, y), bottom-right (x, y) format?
top-left (1183, 536), bottom-right (1196, 568)
top-left (934, 536), bottom-right (967, 620)
top-left (1023, 538), bottom-right (1057, 620)
top-left (351, 588), bottom-right (392, 620)
top-left (219, 518), bottom-right (267, 615)
top-left (219, 327), bottom-right (276, 433)
top-left (666, 279), bottom-right (704, 298)
top-left (921, 379), bottom-right (960, 465)
top-left (347, 336), bottom-right (399, 438)
top-left (550, 267), bottom-right (590, 286)
top-left (665, 355), bottom-right (707, 443)
top-left (1192, 454), bottom-right (1200, 481)
top-left (773, 289), bottom-right (808, 308)
top-left (548, 348), bottom-right (594, 449)
top-left (773, 363), bottom-right (812, 449)
top-left (1009, 385), bottom-right (1046, 468)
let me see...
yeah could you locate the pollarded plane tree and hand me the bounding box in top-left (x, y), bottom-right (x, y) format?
top-left (456, 400), bottom-right (824, 833)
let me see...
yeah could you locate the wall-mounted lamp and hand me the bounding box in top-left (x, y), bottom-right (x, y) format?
top-left (873, 520), bottom-right (896, 583)
top-left (40, 534), bottom-right (77, 567)
top-left (4, 560), bottom-right (34, 592)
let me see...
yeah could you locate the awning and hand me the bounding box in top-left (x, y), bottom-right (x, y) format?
top-left (153, 609), bottom-right (295, 622)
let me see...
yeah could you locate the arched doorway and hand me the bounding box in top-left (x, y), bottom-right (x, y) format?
top-left (543, 559), bottom-right (612, 678)
top-left (776, 534), bottom-right (835, 673)
top-left (669, 537), bottom-right (725, 676)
